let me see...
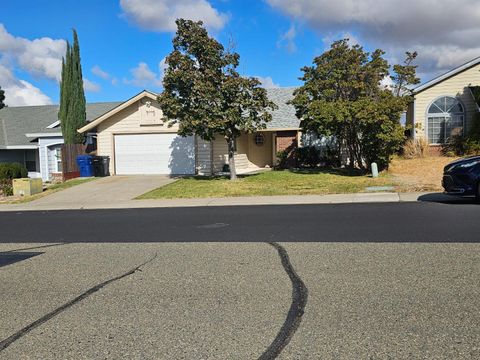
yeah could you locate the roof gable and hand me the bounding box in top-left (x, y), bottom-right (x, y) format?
top-left (78, 90), bottom-right (158, 133)
top-left (413, 56), bottom-right (480, 94)
top-left (0, 101), bottom-right (121, 148)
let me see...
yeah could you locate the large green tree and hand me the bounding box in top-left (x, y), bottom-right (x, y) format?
top-left (0, 86), bottom-right (5, 109)
top-left (159, 19), bottom-right (277, 180)
top-left (58, 29), bottom-right (87, 144)
top-left (291, 40), bottom-right (418, 170)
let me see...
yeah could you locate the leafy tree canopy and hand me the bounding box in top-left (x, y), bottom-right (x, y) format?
top-left (291, 39), bottom-right (419, 170)
top-left (159, 19), bottom-right (277, 180)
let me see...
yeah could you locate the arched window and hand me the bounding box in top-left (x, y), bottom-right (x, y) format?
top-left (427, 96), bottom-right (465, 144)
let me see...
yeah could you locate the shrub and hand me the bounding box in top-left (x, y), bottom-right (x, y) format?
top-left (0, 163), bottom-right (28, 180)
top-left (296, 146), bottom-right (320, 168)
top-left (441, 114), bottom-right (480, 156)
top-left (275, 150), bottom-right (289, 169)
top-left (0, 179), bottom-right (13, 196)
top-left (402, 138), bottom-right (428, 159)
top-left (0, 163), bottom-right (28, 197)
top-left (442, 135), bottom-right (466, 156)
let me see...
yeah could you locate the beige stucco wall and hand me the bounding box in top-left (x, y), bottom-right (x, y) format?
top-left (196, 137), bottom-right (212, 175)
top-left (96, 97), bottom-right (179, 174)
top-left (247, 132), bottom-right (273, 168)
top-left (211, 132), bottom-right (273, 172)
top-left (212, 136), bottom-right (228, 173)
top-left (411, 63), bottom-right (480, 141)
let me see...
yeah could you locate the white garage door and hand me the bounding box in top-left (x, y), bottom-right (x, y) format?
top-left (114, 134), bottom-right (195, 175)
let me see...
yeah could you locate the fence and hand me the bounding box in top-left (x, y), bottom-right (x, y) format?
top-left (61, 144), bottom-right (86, 181)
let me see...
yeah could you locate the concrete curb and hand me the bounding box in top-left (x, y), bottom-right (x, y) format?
top-left (0, 192), bottom-right (464, 212)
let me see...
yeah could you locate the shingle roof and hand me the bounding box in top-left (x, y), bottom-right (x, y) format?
top-left (266, 87), bottom-right (300, 130)
top-left (0, 88), bottom-right (301, 148)
top-left (0, 102), bottom-right (121, 148)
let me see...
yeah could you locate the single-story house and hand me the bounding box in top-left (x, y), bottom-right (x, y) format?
top-left (77, 88), bottom-right (300, 176)
top-left (1, 88), bottom-right (301, 178)
top-left (0, 102), bottom-right (120, 181)
top-left (406, 56), bottom-right (480, 147)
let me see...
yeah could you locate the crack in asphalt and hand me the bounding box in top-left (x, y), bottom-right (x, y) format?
top-left (0, 252), bottom-right (158, 352)
top-left (2, 243), bottom-right (67, 254)
top-left (259, 242), bottom-right (308, 360)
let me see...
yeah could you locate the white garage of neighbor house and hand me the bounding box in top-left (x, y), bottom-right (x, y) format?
top-left (78, 89), bottom-right (301, 176)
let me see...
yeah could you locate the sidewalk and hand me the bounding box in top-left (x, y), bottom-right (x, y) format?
top-left (0, 192), bottom-right (463, 212)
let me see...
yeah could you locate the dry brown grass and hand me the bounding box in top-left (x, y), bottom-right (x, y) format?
top-left (402, 138), bottom-right (429, 159)
top-left (388, 155), bottom-right (458, 192)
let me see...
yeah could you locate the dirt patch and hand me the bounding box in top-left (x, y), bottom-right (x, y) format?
top-left (388, 156), bottom-right (457, 192)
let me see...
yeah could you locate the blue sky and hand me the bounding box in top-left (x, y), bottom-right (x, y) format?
top-left (1, 0), bottom-right (480, 106)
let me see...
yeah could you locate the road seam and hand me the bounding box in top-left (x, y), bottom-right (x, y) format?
top-left (0, 252), bottom-right (158, 352)
top-left (259, 242), bottom-right (308, 360)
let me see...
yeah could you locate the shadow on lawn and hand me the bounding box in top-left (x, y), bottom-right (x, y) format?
top-left (290, 167), bottom-right (368, 177)
top-left (179, 167), bottom-right (371, 181)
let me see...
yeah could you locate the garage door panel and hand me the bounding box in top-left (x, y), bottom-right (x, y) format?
top-left (114, 134), bottom-right (195, 175)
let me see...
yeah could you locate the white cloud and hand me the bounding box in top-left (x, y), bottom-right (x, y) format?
top-left (0, 24), bottom-right (66, 106)
top-left (125, 62), bottom-right (162, 87)
top-left (91, 65), bottom-right (110, 80)
top-left (266, 0), bottom-right (480, 79)
top-left (0, 23), bottom-right (66, 81)
top-left (0, 64), bottom-right (52, 106)
top-left (256, 76), bottom-right (280, 88)
top-left (380, 75), bottom-right (394, 90)
top-left (119, 0), bottom-right (228, 32)
top-left (322, 32), bottom-right (360, 47)
top-left (277, 24), bottom-right (297, 53)
top-left (158, 57), bottom-right (168, 82)
top-left (83, 78), bottom-right (101, 92)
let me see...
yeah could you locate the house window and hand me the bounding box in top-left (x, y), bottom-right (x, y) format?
top-left (54, 147), bottom-right (63, 173)
top-left (25, 150), bottom-right (37, 172)
top-left (254, 133), bottom-right (265, 146)
top-left (427, 96), bottom-right (465, 144)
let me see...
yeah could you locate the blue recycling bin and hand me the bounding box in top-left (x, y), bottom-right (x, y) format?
top-left (76, 155), bottom-right (94, 177)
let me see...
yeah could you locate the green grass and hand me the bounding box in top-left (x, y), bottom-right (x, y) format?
top-left (2, 177), bottom-right (97, 204)
top-left (138, 169), bottom-right (395, 199)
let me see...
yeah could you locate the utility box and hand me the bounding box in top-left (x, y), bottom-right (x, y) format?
top-left (13, 178), bottom-right (43, 197)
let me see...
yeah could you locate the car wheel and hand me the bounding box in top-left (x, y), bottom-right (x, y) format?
top-left (476, 182), bottom-right (480, 203)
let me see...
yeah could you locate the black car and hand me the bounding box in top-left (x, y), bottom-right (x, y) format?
top-left (442, 156), bottom-right (480, 200)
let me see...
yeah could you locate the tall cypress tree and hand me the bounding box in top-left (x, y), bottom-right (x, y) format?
top-left (59, 43), bottom-right (71, 140)
top-left (0, 86), bottom-right (5, 109)
top-left (58, 29), bottom-right (86, 144)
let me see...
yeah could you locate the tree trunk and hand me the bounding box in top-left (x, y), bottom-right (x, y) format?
top-left (227, 136), bottom-right (237, 181)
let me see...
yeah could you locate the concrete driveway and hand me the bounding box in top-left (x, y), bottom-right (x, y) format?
top-left (26, 176), bottom-right (175, 210)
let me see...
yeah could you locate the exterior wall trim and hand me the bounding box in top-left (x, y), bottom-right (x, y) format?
top-left (2, 145), bottom-right (39, 149)
top-left (25, 132), bottom-right (63, 138)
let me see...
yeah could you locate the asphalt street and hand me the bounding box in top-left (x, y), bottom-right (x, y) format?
top-left (0, 201), bottom-right (479, 243)
top-left (0, 201), bottom-right (479, 359)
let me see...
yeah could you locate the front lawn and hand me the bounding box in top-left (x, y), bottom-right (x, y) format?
top-left (138, 169), bottom-right (394, 199)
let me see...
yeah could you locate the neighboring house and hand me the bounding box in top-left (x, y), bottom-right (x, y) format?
top-left (407, 56), bottom-right (480, 147)
top-left (78, 89), bottom-right (300, 176)
top-left (0, 102), bottom-right (120, 181)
